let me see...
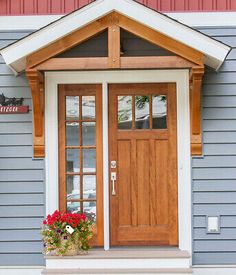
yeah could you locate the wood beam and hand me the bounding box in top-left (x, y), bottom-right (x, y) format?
top-left (26, 16), bottom-right (109, 69)
top-left (35, 57), bottom-right (108, 70)
top-left (34, 56), bottom-right (197, 71)
top-left (116, 12), bottom-right (204, 66)
top-left (26, 69), bottom-right (45, 158)
top-left (121, 56), bottom-right (196, 69)
top-left (108, 14), bottom-right (120, 68)
top-left (190, 66), bottom-right (204, 156)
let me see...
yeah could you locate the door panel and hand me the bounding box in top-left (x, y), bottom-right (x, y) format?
top-left (109, 83), bottom-right (178, 246)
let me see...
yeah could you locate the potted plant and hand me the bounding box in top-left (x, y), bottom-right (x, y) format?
top-left (41, 210), bottom-right (93, 256)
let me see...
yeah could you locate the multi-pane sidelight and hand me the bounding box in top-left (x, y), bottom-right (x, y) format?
top-left (65, 95), bottom-right (96, 221)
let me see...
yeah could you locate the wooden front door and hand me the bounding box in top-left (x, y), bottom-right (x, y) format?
top-left (109, 83), bottom-right (178, 246)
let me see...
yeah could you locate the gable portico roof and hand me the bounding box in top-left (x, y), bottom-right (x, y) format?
top-left (0, 0), bottom-right (231, 73)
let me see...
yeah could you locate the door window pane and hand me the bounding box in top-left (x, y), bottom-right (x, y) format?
top-left (83, 175), bottom-right (96, 199)
top-left (66, 149), bottom-right (80, 172)
top-left (135, 95), bottom-right (150, 129)
top-left (83, 149), bottom-right (96, 173)
top-left (67, 175), bottom-right (80, 198)
top-left (152, 95), bottom-right (167, 129)
top-left (82, 96), bottom-right (95, 120)
top-left (82, 122), bottom-right (96, 146)
top-left (83, 201), bottom-right (96, 222)
top-left (118, 96), bottom-right (132, 129)
top-left (66, 96), bottom-right (79, 120)
top-left (66, 122), bottom-right (80, 146)
top-left (67, 201), bottom-right (81, 214)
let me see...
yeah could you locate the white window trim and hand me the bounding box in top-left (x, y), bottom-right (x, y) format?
top-left (45, 69), bottom-right (191, 253)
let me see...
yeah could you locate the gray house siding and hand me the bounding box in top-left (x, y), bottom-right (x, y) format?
top-left (0, 26), bottom-right (236, 266)
top-left (193, 27), bottom-right (236, 265)
top-left (0, 31), bottom-right (45, 265)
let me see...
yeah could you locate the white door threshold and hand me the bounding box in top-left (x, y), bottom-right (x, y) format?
top-left (45, 249), bottom-right (190, 259)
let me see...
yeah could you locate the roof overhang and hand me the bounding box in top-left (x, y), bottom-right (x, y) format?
top-left (0, 0), bottom-right (231, 74)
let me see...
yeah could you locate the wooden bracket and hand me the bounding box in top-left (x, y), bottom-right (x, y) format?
top-left (26, 69), bottom-right (45, 158)
top-left (190, 66), bottom-right (204, 156)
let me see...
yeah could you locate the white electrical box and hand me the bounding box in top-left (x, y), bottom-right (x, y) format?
top-left (207, 216), bottom-right (220, 233)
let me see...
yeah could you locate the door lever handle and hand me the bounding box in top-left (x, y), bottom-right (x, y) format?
top-left (111, 172), bottom-right (116, 196)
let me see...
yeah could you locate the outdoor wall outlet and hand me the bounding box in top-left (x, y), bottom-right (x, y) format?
top-left (207, 216), bottom-right (220, 233)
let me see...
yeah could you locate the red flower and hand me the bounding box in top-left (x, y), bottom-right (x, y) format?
top-left (43, 210), bottom-right (89, 228)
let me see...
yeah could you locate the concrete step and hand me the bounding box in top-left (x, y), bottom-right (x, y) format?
top-left (42, 267), bottom-right (193, 275)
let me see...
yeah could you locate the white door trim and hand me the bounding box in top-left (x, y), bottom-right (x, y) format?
top-left (45, 70), bottom-right (191, 253)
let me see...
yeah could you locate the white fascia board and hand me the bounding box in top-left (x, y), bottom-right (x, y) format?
top-left (0, 0), bottom-right (231, 72)
top-left (0, 15), bottom-right (62, 30)
top-left (171, 12), bottom-right (236, 27)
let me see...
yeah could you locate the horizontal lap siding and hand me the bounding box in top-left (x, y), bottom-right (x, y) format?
top-left (0, 31), bottom-right (45, 266)
top-left (193, 27), bottom-right (236, 265)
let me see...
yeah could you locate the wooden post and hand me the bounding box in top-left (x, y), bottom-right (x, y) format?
top-left (108, 14), bottom-right (120, 68)
top-left (26, 69), bottom-right (45, 158)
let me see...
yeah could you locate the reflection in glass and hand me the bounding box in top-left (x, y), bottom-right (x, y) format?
top-left (67, 201), bottom-right (80, 214)
top-left (66, 149), bottom-right (80, 172)
top-left (66, 122), bottom-right (80, 146)
top-left (83, 175), bottom-right (96, 198)
top-left (67, 175), bottom-right (80, 198)
top-left (66, 201), bottom-right (96, 222)
top-left (83, 149), bottom-right (96, 173)
top-left (66, 96), bottom-right (79, 120)
top-left (135, 95), bottom-right (150, 129)
top-left (153, 95), bottom-right (167, 129)
top-left (83, 201), bottom-right (96, 222)
top-left (82, 96), bottom-right (95, 120)
top-left (118, 96), bottom-right (132, 129)
top-left (82, 122), bottom-right (96, 146)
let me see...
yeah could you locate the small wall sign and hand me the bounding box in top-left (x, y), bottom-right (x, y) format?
top-left (0, 93), bottom-right (29, 114)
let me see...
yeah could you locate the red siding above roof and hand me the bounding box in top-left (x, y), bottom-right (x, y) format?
top-left (0, 0), bottom-right (235, 15)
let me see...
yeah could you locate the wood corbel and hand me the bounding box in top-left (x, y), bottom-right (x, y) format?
top-left (26, 69), bottom-right (45, 158)
top-left (190, 66), bottom-right (205, 155)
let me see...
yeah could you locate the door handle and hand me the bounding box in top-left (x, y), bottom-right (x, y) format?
top-left (111, 172), bottom-right (116, 196)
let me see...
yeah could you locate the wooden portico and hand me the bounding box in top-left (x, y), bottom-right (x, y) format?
top-left (25, 11), bottom-right (205, 159)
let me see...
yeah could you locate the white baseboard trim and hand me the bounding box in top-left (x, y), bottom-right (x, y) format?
top-left (0, 266), bottom-right (43, 275)
top-left (193, 266), bottom-right (236, 275)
